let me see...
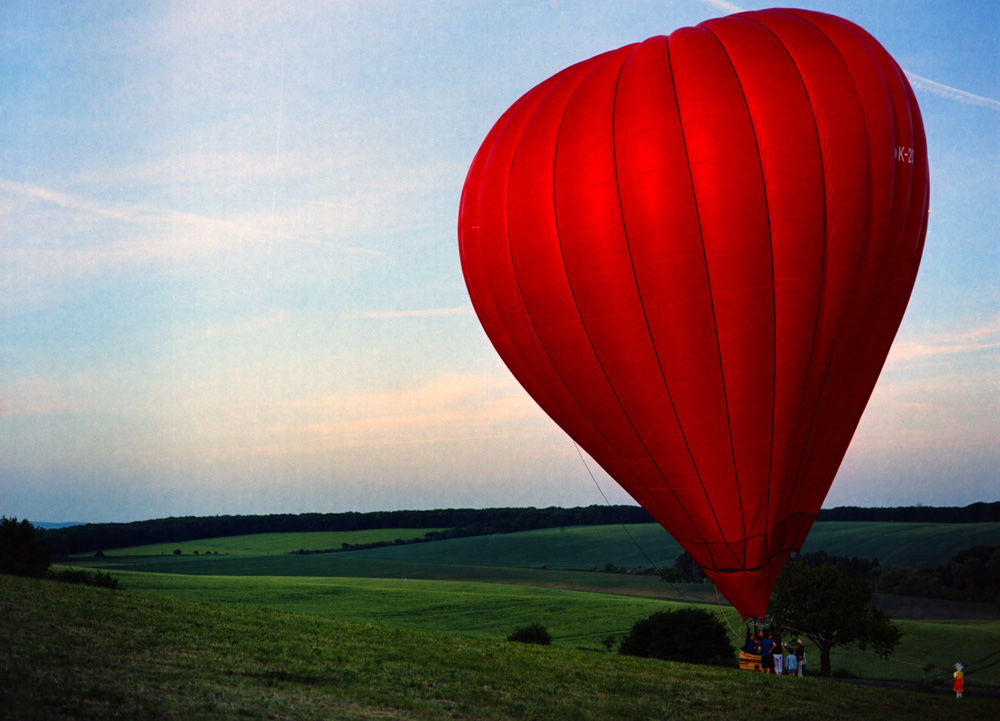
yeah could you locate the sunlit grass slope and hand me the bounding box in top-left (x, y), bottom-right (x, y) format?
top-left (4, 574), bottom-right (996, 721)
top-left (82, 528), bottom-right (440, 557)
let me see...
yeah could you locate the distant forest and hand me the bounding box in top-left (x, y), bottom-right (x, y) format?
top-left (39, 501), bottom-right (999, 556)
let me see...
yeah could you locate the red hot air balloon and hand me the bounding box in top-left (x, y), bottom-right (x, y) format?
top-left (457, 8), bottom-right (928, 618)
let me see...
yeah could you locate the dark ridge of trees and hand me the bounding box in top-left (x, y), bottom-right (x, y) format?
top-left (1, 517), bottom-right (119, 589)
top-left (873, 545), bottom-right (1000, 606)
top-left (789, 547), bottom-right (1000, 607)
top-left (790, 550), bottom-right (882, 580)
top-left (40, 500), bottom-right (998, 556)
top-left (816, 501), bottom-right (1000, 524)
top-left (44, 505), bottom-right (655, 555)
top-left (1, 517), bottom-right (51, 578)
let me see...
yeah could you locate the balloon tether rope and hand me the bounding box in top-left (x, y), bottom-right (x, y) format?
top-left (573, 442), bottom-right (700, 607)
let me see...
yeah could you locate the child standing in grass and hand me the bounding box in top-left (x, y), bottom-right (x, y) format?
top-left (953, 663), bottom-right (964, 699)
top-left (785, 647), bottom-right (797, 676)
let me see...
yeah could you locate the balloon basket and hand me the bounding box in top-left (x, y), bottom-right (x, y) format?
top-left (739, 651), bottom-right (764, 672)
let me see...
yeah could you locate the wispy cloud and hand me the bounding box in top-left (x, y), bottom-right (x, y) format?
top-left (344, 307), bottom-right (472, 320)
top-left (905, 72), bottom-right (1000, 112)
top-left (885, 318), bottom-right (1000, 366)
top-left (253, 373), bottom-right (543, 456)
top-left (697, 0), bottom-right (744, 13)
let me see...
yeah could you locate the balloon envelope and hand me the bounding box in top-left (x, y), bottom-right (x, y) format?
top-left (458, 8), bottom-right (928, 618)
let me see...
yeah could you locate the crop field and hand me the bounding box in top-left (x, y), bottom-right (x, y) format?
top-left (73, 528), bottom-right (442, 557)
top-left (74, 521), bottom-right (1000, 571)
top-left (4, 574), bottom-right (998, 721)
top-left (332, 521), bottom-right (1000, 570)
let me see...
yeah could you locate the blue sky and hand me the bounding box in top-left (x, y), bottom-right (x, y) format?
top-left (2, 0), bottom-right (997, 523)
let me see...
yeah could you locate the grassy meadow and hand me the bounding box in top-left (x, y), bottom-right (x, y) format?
top-left (69, 567), bottom-right (999, 691)
top-left (4, 574), bottom-right (997, 721)
top-left (71, 520), bottom-right (1000, 571)
top-left (18, 518), bottom-right (998, 718)
top-left (94, 528), bottom-right (442, 557)
top-left (331, 521), bottom-right (1000, 570)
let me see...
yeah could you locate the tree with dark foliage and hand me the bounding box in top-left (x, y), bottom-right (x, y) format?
top-left (618, 608), bottom-right (733, 666)
top-left (0, 517), bottom-right (51, 577)
top-left (767, 560), bottom-right (900, 676)
top-left (506, 623), bottom-right (552, 645)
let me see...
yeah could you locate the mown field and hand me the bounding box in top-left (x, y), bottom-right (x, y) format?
top-left (3, 574), bottom-right (997, 721)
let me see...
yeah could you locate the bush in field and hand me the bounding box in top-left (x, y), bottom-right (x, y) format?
top-left (49, 568), bottom-right (120, 589)
top-left (618, 608), bottom-right (733, 666)
top-left (507, 623), bottom-right (552, 646)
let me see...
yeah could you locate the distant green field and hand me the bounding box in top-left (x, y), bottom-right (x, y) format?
top-left (7, 575), bottom-right (996, 721)
top-left (77, 528), bottom-right (441, 557)
top-left (332, 521), bottom-right (1000, 570)
top-left (81, 521), bottom-right (1000, 571)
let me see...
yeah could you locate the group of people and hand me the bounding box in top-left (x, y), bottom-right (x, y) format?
top-left (743, 628), bottom-right (805, 676)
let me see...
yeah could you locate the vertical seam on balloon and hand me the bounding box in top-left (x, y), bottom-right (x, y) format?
top-left (500, 66), bottom-right (624, 476)
top-left (661, 32), bottom-right (750, 574)
top-left (703, 25), bottom-right (776, 574)
top-left (466, 89), bottom-right (563, 420)
top-left (790, 13), bottom-right (883, 522)
top-left (802, 44), bottom-right (921, 519)
top-left (501, 53), bottom-right (704, 552)
top-left (608, 36), bottom-right (731, 571)
top-left (741, 13), bottom-right (831, 557)
top-left (545, 45), bottom-right (719, 558)
top-left (783, 13), bottom-right (904, 524)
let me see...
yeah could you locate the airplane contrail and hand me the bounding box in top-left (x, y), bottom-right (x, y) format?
top-left (905, 72), bottom-right (1000, 112)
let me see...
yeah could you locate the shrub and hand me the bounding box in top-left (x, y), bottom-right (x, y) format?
top-left (48, 568), bottom-right (120, 589)
top-left (618, 608), bottom-right (733, 666)
top-left (506, 623), bottom-right (552, 646)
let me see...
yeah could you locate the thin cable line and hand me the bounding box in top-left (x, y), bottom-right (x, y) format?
top-left (573, 441), bottom-right (702, 608)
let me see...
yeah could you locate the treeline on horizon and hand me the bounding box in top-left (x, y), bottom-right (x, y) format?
top-left (40, 501), bottom-right (1000, 556)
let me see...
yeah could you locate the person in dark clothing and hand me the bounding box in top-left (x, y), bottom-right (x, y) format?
top-left (760, 630), bottom-right (775, 674)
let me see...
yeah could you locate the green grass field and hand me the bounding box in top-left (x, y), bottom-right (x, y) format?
top-left (342, 521), bottom-right (1000, 570)
top-left (75, 521), bottom-right (1000, 571)
top-left (37, 518), bottom-right (1000, 718)
top-left (4, 574), bottom-right (997, 721)
top-left (74, 528), bottom-right (442, 557)
top-left (77, 568), bottom-right (999, 690)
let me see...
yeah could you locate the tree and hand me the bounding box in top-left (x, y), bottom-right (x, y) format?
top-left (767, 560), bottom-right (901, 676)
top-left (618, 608), bottom-right (733, 667)
top-left (0, 517), bottom-right (51, 578)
